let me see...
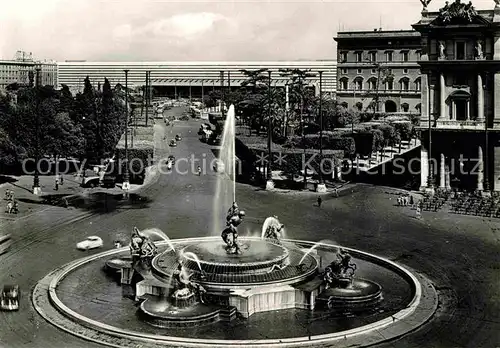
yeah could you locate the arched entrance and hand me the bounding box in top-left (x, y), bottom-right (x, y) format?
top-left (385, 100), bottom-right (397, 112)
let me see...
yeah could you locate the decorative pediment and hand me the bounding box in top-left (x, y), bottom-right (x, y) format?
top-left (433, 0), bottom-right (489, 25)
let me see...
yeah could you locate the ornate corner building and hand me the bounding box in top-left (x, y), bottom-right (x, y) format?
top-left (413, 0), bottom-right (500, 192)
top-left (334, 30), bottom-right (422, 115)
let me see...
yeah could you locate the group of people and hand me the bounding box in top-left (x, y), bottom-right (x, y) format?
top-left (4, 190), bottom-right (18, 214)
top-left (397, 194), bottom-right (414, 207)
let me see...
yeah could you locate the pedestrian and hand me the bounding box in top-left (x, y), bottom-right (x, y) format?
top-left (333, 188), bottom-right (339, 197)
top-left (11, 201), bottom-right (18, 214)
top-left (416, 206), bottom-right (421, 219)
top-left (409, 195), bottom-right (414, 206)
top-left (9, 191), bottom-right (14, 201)
top-left (197, 166), bottom-right (202, 176)
top-left (317, 196), bottom-right (322, 207)
top-left (6, 201), bottom-right (12, 213)
top-left (54, 176), bottom-right (59, 191)
top-left (59, 175), bottom-right (64, 185)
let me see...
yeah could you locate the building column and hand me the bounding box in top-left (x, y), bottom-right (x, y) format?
top-left (440, 73), bottom-right (446, 119)
top-left (452, 101), bottom-right (456, 120)
top-left (420, 147), bottom-right (429, 190)
top-left (439, 153), bottom-right (446, 189)
top-left (466, 100), bottom-right (470, 120)
top-left (421, 74), bottom-right (429, 121)
top-left (478, 74), bottom-right (484, 121)
top-left (478, 145), bottom-right (484, 191)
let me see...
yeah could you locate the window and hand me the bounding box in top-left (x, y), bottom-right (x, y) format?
top-left (415, 78), bottom-right (421, 91)
top-left (355, 79), bottom-right (363, 90)
top-left (386, 51), bottom-right (393, 62)
top-left (387, 80), bottom-right (394, 90)
top-left (340, 52), bottom-right (348, 62)
top-left (456, 41), bottom-right (466, 60)
top-left (401, 103), bottom-right (409, 112)
top-left (401, 80), bottom-right (409, 91)
top-left (402, 51), bottom-right (409, 62)
top-left (369, 79), bottom-right (377, 90)
top-left (403, 69), bottom-right (409, 74)
top-left (371, 69), bottom-right (377, 74)
top-left (355, 52), bottom-right (363, 62)
top-left (369, 51), bottom-right (377, 62)
top-left (341, 68), bottom-right (348, 74)
top-left (357, 68), bottom-right (362, 74)
top-left (339, 79), bottom-right (348, 90)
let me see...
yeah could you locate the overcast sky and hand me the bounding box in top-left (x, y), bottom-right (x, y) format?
top-left (0, 0), bottom-right (496, 62)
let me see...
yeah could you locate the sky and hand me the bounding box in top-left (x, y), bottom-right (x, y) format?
top-left (0, 0), bottom-right (497, 62)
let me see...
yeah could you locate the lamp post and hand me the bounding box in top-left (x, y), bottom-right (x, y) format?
top-left (145, 71), bottom-right (149, 127)
top-left (484, 83), bottom-right (490, 194)
top-left (32, 66), bottom-right (42, 195)
top-left (220, 71), bottom-right (225, 117)
top-left (427, 85), bottom-right (435, 194)
top-left (123, 70), bottom-right (130, 195)
top-left (266, 70), bottom-right (274, 190)
top-left (317, 71), bottom-right (326, 193)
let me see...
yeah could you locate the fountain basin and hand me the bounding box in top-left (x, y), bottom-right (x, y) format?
top-left (152, 238), bottom-right (318, 287)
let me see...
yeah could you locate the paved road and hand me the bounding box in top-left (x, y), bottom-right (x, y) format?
top-left (0, 107), bottom-right (499, 348)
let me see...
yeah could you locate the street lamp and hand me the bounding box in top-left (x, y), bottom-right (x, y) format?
top-left (123, 69), bottom-right (130, 195)
top-left (220, 71), bottom-right (225, 117)
top-left (317, 71), bottom-right (326, 193)
top-left (32, 66), bottom-right (42, 195)
top-left (427, 85), bottom-right (435, 194)
top-left (266, 70), bottom-right (274, 190)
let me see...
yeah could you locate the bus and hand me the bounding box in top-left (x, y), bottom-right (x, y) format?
top-left (0, 234), bottom-right (12, 255)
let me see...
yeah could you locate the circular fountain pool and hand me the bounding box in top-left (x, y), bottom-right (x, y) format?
top-left (33, 237), bottom-right (438, 348)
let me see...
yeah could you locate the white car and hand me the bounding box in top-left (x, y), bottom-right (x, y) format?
top-left (77, 236), bottom-right (103, 250)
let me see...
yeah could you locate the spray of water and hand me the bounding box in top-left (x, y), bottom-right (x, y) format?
top-left (299, 243), bottom-right (321, 264)
top-left (181, 251), bottom-right (203, 272)
top-left (212, 105), bottom-right (237, 236)
top-left (261, 216), bottom-right (285, 239)
top-left (139, 228), bottom-right (176, 252)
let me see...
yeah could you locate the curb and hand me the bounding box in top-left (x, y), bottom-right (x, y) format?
top-left (33, 237), bottom-right (438, 348)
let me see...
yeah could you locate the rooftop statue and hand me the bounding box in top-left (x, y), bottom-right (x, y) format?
top-left (437, 0), bottom-right (478, 24)
top-left (420, 0), bottom-right (433, 10)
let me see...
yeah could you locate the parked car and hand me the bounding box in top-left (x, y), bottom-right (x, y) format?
top-left (175, 134), bottom-right (182, 141)
top-left (81, 176), bottom-right (100, 188)
top-left (0, 285), bottom-right (19, 311)
top-left (170, 140), bottom-right (177, 147)
top-left (76, 236), bottom-right (103, 250)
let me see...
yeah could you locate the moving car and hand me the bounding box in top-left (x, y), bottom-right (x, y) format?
top-left (0, 234), bottom-right (12, 255)
top-left (81, 176), bottom-right (100, 188)
top-left (175, 134), bottom-right (182, 141)
top-left (0, 285), bottom-right (20, 311)
top-left (170, 140), bottom-right (177, 147)
top-left (76, 236), bottom-right (103, 250)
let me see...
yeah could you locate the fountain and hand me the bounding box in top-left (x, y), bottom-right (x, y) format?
top-left (212, 105), bottom-right (237, 236)
top-left (35, 104), bottom-right (433, 347)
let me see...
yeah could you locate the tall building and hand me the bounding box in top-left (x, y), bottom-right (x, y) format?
top-left (413, 0), bottom-right (500, 192)
top-left (334, 30), bottom-right (422, 114)
top-left (56, 61), bottom-right (337, 97)
top-left (0, 51), bottom-right (57, 91)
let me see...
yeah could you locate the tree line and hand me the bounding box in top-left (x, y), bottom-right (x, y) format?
top-left (0, 77), bottom-right (126, 172)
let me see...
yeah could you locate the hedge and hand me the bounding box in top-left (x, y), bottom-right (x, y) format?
top-left (283, 134), bottom-right (355, 157)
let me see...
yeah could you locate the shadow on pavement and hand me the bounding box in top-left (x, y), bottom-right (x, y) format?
top-left (18, 192), bottom-right (153, 213)
top-left (0, 175), bottom-right (18, 185)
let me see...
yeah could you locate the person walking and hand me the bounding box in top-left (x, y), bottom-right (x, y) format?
top-left (197, 166), bottom-right (202, 176)
top-left (333, 188), bottom-right (339, 197)
top-left (317, 196), bottom-right (323, 207)
top-left (416, 205), bottom-right (421, 219)
top-left (54, 176), bottom-right (59, 191)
